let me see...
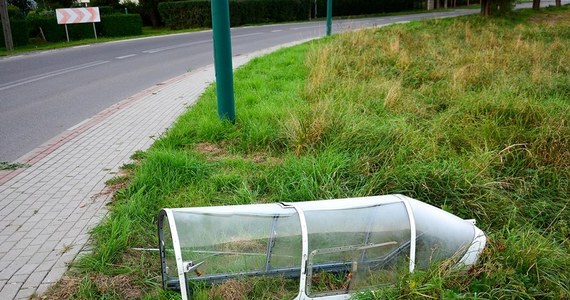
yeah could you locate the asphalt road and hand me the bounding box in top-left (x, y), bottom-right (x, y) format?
top-left (0, 2), bottom-right (564, 161)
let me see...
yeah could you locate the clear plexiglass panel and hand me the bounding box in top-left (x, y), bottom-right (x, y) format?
top-left (303, 202), bottom-right (411, 297)
top-left (158, 195), bottom-right (487, 300)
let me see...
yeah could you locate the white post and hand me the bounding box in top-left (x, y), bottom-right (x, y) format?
top-left (92, 22), bottom-right (97, 40)
top-left (65, 24), bottom-right (69, 42)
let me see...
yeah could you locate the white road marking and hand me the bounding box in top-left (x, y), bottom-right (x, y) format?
top-left (116, 54), bottom-right (136, 59)
top-left (142, 40), bottom-right (209, 54)
top-left (291, 25), bottom-right (322, 30)
top-left (0, 61), bottom-right (110, 91)
top-left (73, 45), bottom-right (91, 49)
top-left (232, 32), bottom-right (264, 38)
top-left (271, 30), bottom-right (283, 32)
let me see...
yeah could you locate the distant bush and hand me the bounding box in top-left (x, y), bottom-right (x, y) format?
top-left (26, 12), bottom-right (142, 42)
top-left (313, 0), bottom-right (417, 17)
top-left (27, 15), bottom-right (93, 42)
top-left (99, 14), bottom-right (142, 37)
top-left (0, 19), bottom-right (29, 47)
top-left (97, 6), bottom-right (117, 15)
top-left (159, 0), bottom-right (311, 30)
top-left (159, 1), bottom-right (210, 29)
top-left (159, 0), bottom-right (421, 30)
top-left (7, 5), bottom-right (24, 19)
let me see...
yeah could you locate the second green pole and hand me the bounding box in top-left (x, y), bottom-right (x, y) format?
top-left (326, 0), bottom-right (332, 36)
top-left (211, 0), bottom-right (236, 123)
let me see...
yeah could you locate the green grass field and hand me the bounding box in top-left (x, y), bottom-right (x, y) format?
top-left (41, 6), bottom-right (570, 300)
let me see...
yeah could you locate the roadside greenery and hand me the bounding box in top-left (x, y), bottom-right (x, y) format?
top-left (42, 6), bottom-right (569, 300)
top-left (0, 26), bottom-right (204, 56)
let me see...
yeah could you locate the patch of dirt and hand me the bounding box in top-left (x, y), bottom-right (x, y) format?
top-left (529, 11), bottom-right (570, 26)
top-left (194, 142), bottom-right (283, 166)
top-left (33, 276), bottom-right (81, 299)
top-left (91, 274), bottom-right (142, 299)
top-left (35, 273), bottom-right (143, 300)
top-left (221, 238), bottom-right (266, 253)
top-left (208, 279), bottom-right (252, 300)
top-left (195, 142), bottom-right (227, 156)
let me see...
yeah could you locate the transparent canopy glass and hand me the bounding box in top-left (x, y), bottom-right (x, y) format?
top-left (158, 195), bottom-right (486, 300)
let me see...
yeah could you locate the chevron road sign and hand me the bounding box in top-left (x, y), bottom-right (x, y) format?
top-left (55, 7), bottom-right (100, 42)
top-left (56, 7), bottom-right (100, 24)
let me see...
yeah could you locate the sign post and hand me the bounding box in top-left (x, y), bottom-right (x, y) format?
top-left (56, 7), bottom-right (101, 42)
top-left (211, 0), bottom-right (235, 123)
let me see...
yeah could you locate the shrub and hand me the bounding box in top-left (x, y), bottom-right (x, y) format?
top-left (0, 19), bottom-right (29, 47)
top-left (313, 0), bottom-right (417, 17)
top-left (99, 14), bottom-right (143, 37)
top-left (7, 5), bottom-right (24, 19)
top-left (158, 1), bottom-right (211, 29)
top-left (97, 6), bottom-right (117, 15)
top-left (159, 0), bottom-right (420, 30)
top-left (26, 14), bottom-right (95, 42)
top-left (158, 0), bottom-right (311, 30)
top-left (26, 12), bottom-right (143, 41)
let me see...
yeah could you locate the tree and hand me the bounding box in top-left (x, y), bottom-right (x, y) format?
top-left (481, 0), bottom-right (515, 16)
top-left (532, 0), bottom-right (540, 10)
top-left (7, 0), bottom-right (33, 13)
top-left (0, 0), bottom-right (13, 50)
top-left (555, 0), bottom-right (561, 6)
top-left (91, 0), bottom-right (120, 8)
top-left (481, 0), bottom-right (491, 15)
top-left (139, 0), bottom-right (163, 27)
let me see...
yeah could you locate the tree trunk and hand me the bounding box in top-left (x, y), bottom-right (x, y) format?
top-left (0, 0), bottom-right (13, 50)
top-left (555, 0), bottom-right (561, 6)
top-left (150, 8), bottom-right (160, 27)
top-left (480, 0), bottom-right (491, 16)
top-left (532, 0), bottom-right (540, 10)
top-left (444, 0), bottom-right (448, 8)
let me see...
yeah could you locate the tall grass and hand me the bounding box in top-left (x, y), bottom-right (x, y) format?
top-left (46, 7), bottom-right (570, 300)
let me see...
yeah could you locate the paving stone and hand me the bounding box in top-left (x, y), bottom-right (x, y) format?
top-left (0, 282), bottom-right (21, 299)
top-left (22, 271), bottom-right (48, 288)
top-left (15, 287), bottom-right (36, 300)
top-left (35, 283), bottom-right (51, 296)
top-left (7, 274), bottom-right (28, 284)
top-left (42, 267), bottom-right (67, 284)
top-left (13, 238), bottom-right (33, 250)
top-left (15, 264), bottom-right (39, 276)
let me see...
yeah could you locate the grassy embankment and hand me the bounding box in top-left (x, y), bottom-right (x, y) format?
top-left (43, 6), bottom-right (569, 300)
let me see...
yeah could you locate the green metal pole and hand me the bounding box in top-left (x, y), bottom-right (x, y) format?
top-left (211, 0), bottom-right (235, 123)
top-left (326, 0), bottom-right (332, 36)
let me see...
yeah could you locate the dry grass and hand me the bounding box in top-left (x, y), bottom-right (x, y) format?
top-left (208, 279), bottom-right (252, 300)
top-left (36, 274), bottom-right (142, 300)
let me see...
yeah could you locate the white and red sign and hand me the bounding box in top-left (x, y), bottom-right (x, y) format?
top-left (56, 7), bottom-right (101, 25)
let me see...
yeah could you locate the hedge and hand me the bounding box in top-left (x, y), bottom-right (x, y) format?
top-left (159, 0), bottom-right (421, 30)
top-left (27, 15), bottom-right (94, 42)
top-left (159, 0), bottom-right (311, 30)
top-left (313, 0), bottom-right (418, 17)
top-left (99, 14), bottom-right (142, 37)
top-left (26, 14), bottom-right (142, 42)
top-left (0, 19), bottom-right (29, 47)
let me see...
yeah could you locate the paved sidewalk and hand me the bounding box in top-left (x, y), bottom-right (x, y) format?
top-left (0, 40), bottom-right (309, 299)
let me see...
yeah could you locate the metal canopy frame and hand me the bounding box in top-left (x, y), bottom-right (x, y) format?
top-left (158, 195), bottom-right (486, 300)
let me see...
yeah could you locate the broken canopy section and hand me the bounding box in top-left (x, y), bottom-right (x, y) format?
top-left (158, 194), bottom-right (486, 300)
